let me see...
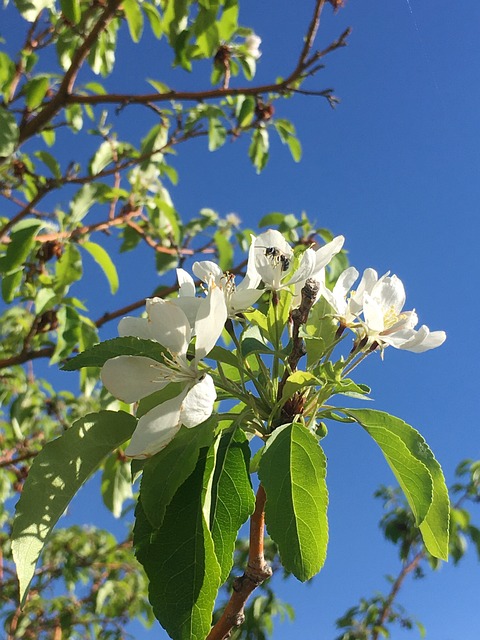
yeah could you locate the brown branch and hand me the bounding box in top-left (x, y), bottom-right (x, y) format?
top-left (372, 551), bottom-right (424, 640)
top-left (207, 485), bottom-right (272, 640)
top-left (59, 1), bottom-right (347, 110)
top-left (18, 0), bottom-right (124, 145)
top-left (277, 278), bottom-right (320, 406)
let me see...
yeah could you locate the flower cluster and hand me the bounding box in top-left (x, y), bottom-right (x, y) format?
top-left (101, 229), bottom-right (445, 458)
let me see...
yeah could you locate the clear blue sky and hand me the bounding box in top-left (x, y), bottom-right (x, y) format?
top-left (4, 1), bottom-right (480, 638)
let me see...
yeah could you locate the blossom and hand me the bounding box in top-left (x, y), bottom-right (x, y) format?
top-left (318, 266), bottom-right (377, 326)
top-left (360, 274), bottom-right (446, 353)
top-left (253, 229), bottom-right (317, 291)
top-left (101, 288), bottom-right (227, 458)
top-left (245, 34), bottom-right (262, 60)
top-left (192, 239), bottom-right (263, 316)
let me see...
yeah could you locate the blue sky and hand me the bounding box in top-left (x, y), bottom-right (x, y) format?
top-left (3, 1), bottom-right (480, 638)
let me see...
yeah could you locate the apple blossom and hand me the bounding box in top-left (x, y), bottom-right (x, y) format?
top-left (253, 229), bottom-right (317, 291)
top-left (360, 274), bottom-right (446, 353)
top-left (192, 239), bottom-right (262, 316)
top-left (101, 286), bottom-right (227, 458)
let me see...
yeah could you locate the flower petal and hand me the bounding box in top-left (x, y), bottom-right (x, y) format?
top-left (398, 325), bottom-right (447, 353)
top-left (146, 297), bottom-right (191, 355)
top-left (312, 235), bottom-right (345, 274)
top-left (180, 375), bottom-right (216, 427)
top-left (125, 389), bottom-right (189, 458)
top-left (118, 316), bottom-right (151, 340)
top-left (101, 356), bottom-right (167, 403)
top-left (372, 275), bottom-right (406, 315)
top-left (237, 236), bottom-right (262, 291)
top-left (177, 268), bottom-right (196, 297)
top-left (194, 285), bottom-right (227, 361)
top-left (192, 260), bottom-right (223, 285)
top-left (363, 293), bottom-right (385, 333)
top-left (286, 248), bottom-right (317, 285)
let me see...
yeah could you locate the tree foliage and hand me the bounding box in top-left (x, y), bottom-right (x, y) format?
top-left (0, 2), bottom-right (475, 640)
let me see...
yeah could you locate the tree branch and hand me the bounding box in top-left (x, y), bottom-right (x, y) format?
top-left (207, 485), bottom-right (272, 640)
top-left (18, 0), bottom-right (124, 145)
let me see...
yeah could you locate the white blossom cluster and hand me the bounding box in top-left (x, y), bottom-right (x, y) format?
top-left (101, 229), bottom-right (445, 458)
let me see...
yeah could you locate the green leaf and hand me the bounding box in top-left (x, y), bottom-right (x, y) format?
top-left (89, 140), bottom-right (114, 175)
top-left (134, 449), bottom-right (221, 640)
top-left (101, 454), bottom-right (133, 518)
top-left (237, 95), bottom-right (255, 127)
top-left (123, 0), bottom-right (144, 42)
top-left (24, 76), bottom-right (49, 109)
top-left (69, 183), bottom-right (99, 224)
top-left (345, 409), bottom-right (450, 559)
top-left (209, 429), bottom-right (255, 582)
top-left (213, 230), bottom-right (233, 270)
top-left (281, 371), bottom-right (319, 404)
top-left (1, 269), bottom-right (23, 302)
top-left (62, 336), bottom-right (170, 370)
top-left (34, 150), bottom-right (62, 179)
top-left (140, 423), bottom-right (215, 529)
top-left (249, 127), bottom-right (269, 173)
top-left (80, 241), bottom-right (119, 294)
top-left (147, 78), bottom-right (171, 94)
top-left (13, 0), bottom-right (55, 22)
top-left (54, 243), bottom-right (83, 293)
top-left (0, 219), bottom-right (43, 274)
top-left (50, 304), bottom-right (81, 364)
top-left (267, 289), bottom-right (291, 347)
top-left (12, 410), bottom-right (137, 603)
top-left (258, 423), bottom-right (329, 581)
top-left (208, 117), bottom-right (227, 151)
top-left (60, 0), bottom-right (81, 23)
top-left (143, 2), bottom-right (163, 38)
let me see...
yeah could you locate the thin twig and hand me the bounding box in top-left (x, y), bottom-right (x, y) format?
top-left (206, 485), bottom-right (272, 640)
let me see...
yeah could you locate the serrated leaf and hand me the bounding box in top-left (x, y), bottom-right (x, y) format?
top-left (258, 423), bottom-right (328, 581)
top-left (0, 219), bottom-right (42, 274)
top-left (80, 241), bottom-right (119, 294)
top-left (140, 423), bottom-right (215, 529)
top-left (123, 0), bottom-right (144, 42)
top-left (62, 336), bottom-right (170, 370)
top-left (101, 454), bottom-right (133, 518)
top-left (345, 409), bottom-right (450, 559)
top-left (134, 449), bottom-right (221, 640)
top-left (209, 429), bottom-right (255, 582)
top-left (12, 410), bottom-right (137, 603)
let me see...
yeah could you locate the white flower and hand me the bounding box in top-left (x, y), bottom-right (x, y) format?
top-left (318, 266), bottom-right (377, 327)
top-left (245, 34), bottom-right (262, 60)
top-left (253, 229), bottom-right (317, 291)
top-left (101, 288), bottom-right (227, 458)
top-left (361, 274), bottom-right (446, 353)
top-left (192, 240), bottom-right (262, 317)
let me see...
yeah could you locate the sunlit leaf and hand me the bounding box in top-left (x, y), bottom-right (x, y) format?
top-left (12, 411), bottom-right (136, 603)
top-left (80, 241), bottom-right (119, 294)
top-left (259, 423), bottom-right (328, 581)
